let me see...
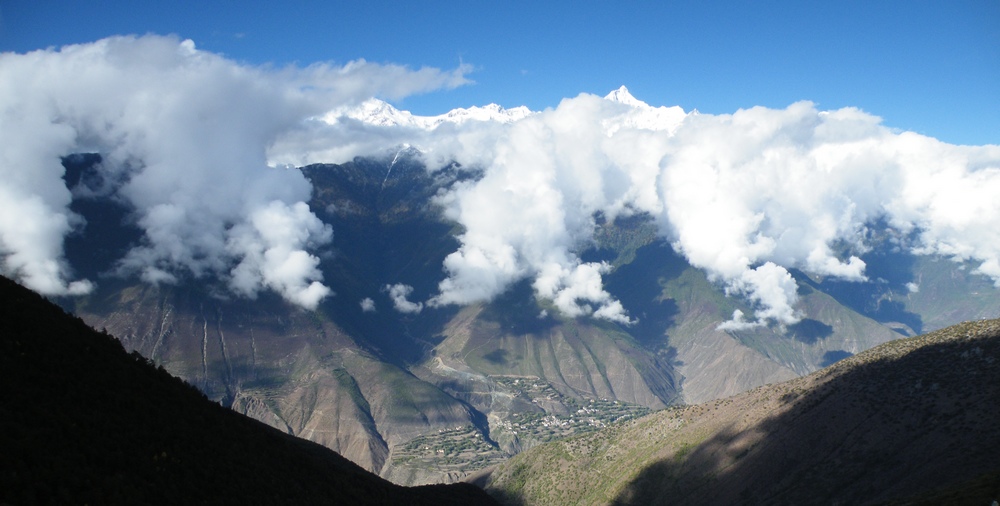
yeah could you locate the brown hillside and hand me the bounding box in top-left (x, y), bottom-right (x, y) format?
top-left (486, 319), bottom-right (1000, 505)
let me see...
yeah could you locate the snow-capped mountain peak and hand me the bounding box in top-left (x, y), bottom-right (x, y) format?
top-left (319, 99), bottom-right (418, 128)
top-left (438, 103), bottom-right (533, 125)
top-left (604, 85), bottom-right (648, 108)
top-left (319, 87), bottom-right (686, 135)
top-left (322, 99), bottom-right (534, 130)
top-left (602, 86), bottom-right (688, 134)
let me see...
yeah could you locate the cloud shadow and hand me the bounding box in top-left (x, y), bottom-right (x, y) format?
top-left (786, 318), bottom-right (834, 344)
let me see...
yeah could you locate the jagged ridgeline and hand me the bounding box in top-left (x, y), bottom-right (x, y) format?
top-left (59, 152), bottom-right (1000, 486)
top-left (484, 318), bottom-right (1000, 505)
top-left (0, 275), bottom-right (496, 505)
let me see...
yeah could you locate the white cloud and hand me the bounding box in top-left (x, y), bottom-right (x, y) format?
top-left (312, 91), bottom-right (1000, 328)
top-left (423, 96), bottom-right (644, 323)
top-left (720, 262), bottom-right (801, 328)
top-left (384, 283), bottom-right (423, 314)
top-left (227, 201), bottom-right (333, 310)
top-left (360, 297), bottom-right (376, 312)
top-left (0, 35), bottom-right (470, 307)
top-left (296, 58), bottom-right (472, 103)
top-left (717, 309), bottom-right (758, 332)
top-left (4, 35), bottom-right (1000, 327)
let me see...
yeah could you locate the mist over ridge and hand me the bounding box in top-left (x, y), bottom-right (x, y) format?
top-left (2, 35), bottom-right (1000, 329)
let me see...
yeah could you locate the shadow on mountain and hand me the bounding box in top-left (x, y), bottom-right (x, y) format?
top-left (613, 328), bottom-right (1000, 505)
top-left (787, 318), bottom-right (834, 344)
top-left (818, 349), bottom-right (854, 367)
top-left (61, 154), bottom-right (144, 281)
top-left (478, 279), bottom-right (560, 337)
top-left (304, 158), bottom-right (467, 364)
top-left (483, 348), bottom-right (511, 366)
top-left (487, 486), bottom-right (529, 506)
top-left (603, 241), bottom-right (685, 348)
top-left (0, 275), bottom-right (496, 505)
top-left (810, 246), bottom-right (924, 335)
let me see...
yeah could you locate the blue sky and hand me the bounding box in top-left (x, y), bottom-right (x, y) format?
top-left (2, 0), bottom-right (998, 145)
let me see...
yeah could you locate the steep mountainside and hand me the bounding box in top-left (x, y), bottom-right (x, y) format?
top-left (62, 153), bottom-right (1000, 485)
top-left (0, 275), bottom-right (496, 505)
top-left (69, 155), bottom-right (488, 483)
top-left (484, 319), bottom-right (1000, 505)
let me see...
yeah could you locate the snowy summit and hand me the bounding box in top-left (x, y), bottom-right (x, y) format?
top-left (321, 86), bottom-right (687, 135)
top-left (604, 85), bottom-right (648, 107)
top-left (322, 99), bottom-right (533, 129)
top-left (602, 85), bottom-right (688, 134)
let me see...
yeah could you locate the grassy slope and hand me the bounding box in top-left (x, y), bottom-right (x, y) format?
top-left (485, 319), bottom-right (1000, 505)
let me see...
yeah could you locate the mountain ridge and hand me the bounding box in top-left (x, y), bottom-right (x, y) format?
top-left (322, 98), bottom-right (534, 129)
top-left (320, 86), bottom-right (688, 133)
top-left (483, 318), bottom-right (1000, 505)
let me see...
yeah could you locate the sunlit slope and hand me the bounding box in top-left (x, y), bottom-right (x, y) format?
top-left (484, 319), bottom-right (1000, 505)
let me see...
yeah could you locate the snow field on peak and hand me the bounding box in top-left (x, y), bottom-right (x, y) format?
top-left (322, 87), bottom-right (688, 133)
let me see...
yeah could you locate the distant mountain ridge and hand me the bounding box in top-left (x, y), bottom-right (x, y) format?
top-left (322, 98), bottom-right (533, 128)
top-left (320, 85), bottom-right (687, 133)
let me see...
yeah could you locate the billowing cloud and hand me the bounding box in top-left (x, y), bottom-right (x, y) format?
top-left (0, 35), bottom-right (470, 306)
top-left (300, 88), bottom-right (1000, 329)
top-left (384, 283), bottom-right (423, 314)
top-left (424, 96), bottom-right (646, 323)
top-left (227, 201), bottom-right (333, 310)
top-left (360, 297), bottom-right (376, 312)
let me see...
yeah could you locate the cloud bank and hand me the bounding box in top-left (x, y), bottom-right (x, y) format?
top-left (4, 36), bottom-right (999, 328)
top-left (0, 35), bottom-right (469, 307)
top-left (300, 90), bottom-right (1000, 328)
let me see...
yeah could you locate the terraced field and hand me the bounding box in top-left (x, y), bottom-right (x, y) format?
top-left (387, 376), bottom-right (650, 478)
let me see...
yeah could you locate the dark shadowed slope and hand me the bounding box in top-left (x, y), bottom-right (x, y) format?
top-left (485, 318), bottom-right (1000, 505)
top-left (0, 276), bottom-right (496, 506)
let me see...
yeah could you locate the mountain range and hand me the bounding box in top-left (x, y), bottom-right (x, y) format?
top-left (54, 143), bottom-right (1000, 486)
top-left (6, 266), bottom-right (998, 504)
top-left (323, 98), bottom-right (534, 129)
top-left (319, 86), bottom-right (686, 133)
